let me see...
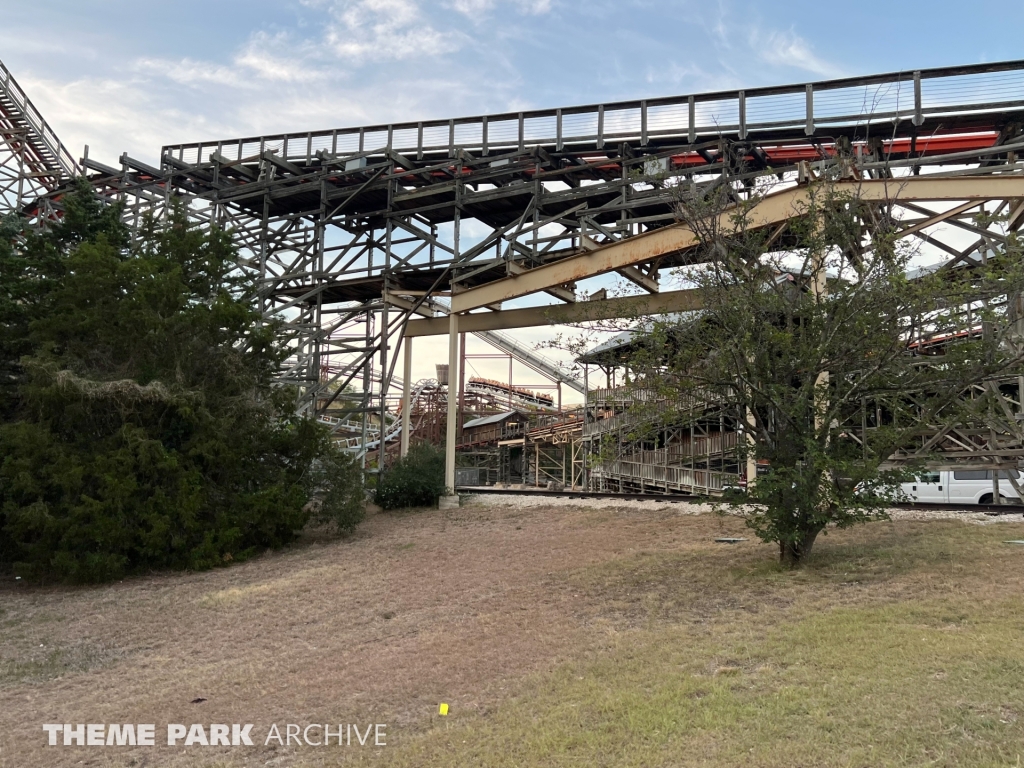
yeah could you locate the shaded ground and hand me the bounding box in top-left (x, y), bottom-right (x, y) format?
top-left (1, 497), bottom-right (1023, 767)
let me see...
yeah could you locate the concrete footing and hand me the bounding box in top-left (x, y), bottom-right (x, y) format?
top-left (438, 495), bottom-right (461, 510)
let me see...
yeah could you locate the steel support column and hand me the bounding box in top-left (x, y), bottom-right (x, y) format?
top-left (401, 339), bottom-right (412, 457)
top-left (445, 311), bottom-right (460, 492)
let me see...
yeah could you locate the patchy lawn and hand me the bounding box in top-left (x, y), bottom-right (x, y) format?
top-left (1, 498), bottom-right (1023, 767)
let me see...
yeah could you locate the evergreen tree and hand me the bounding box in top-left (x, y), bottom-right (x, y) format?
top-left (0, 183), bottom-right (363, 582)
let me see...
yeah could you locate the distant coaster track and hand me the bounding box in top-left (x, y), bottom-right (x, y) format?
top-left (6, 56), bottom-right (1024, 471)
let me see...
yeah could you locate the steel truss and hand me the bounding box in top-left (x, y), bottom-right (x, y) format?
top-left (0, 60), bottom-right (77, 224)
top-left (8, 57), bottom-right (1024, 474)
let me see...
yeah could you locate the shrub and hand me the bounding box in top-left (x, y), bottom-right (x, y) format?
top-left (375, 444), bottom-right (446, 510)
top-left (309, 444), bottom-right (366, 534)
top-left (0, 184), bottom-right (364, 582)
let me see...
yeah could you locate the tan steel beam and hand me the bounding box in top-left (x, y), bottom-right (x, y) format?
top-left (618, 265), bottom-right (659, 293)
top-left (444, 311), bottom-right (459, 492)
top-left (507, 260), bottom-right (576, 304)
top-left (896, 200), bottom-right (978, 238)
top-left (1009, 199), bottom-right (1024, 232)
top-left (384, 292), bottom-right (433, 318)
top-left (451, 176), bottom-right (1024, 313)
top-left (405, 288), bottom-right (702, 337)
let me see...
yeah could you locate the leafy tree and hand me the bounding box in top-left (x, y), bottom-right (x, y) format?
top-left (0, 182), bottom-right (363, 582)
top-left (310, 446), bottom-right (367, 532)
top-left (375, 443), bottom-right (446, 510)
top-left (617, 176), bottom-right (1024, 566)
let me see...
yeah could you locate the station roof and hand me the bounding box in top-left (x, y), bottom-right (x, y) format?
top-left (462, 411), bottom-right (521, 429)
top-left (577, 311), bottom-right (702, 365)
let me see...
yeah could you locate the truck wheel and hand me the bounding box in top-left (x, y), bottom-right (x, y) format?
top-left (979, 493), bottom-right (993, 505)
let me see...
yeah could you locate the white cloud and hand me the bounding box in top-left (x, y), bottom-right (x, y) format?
top-left (519, 0), bottom-right (553, 12)
top-left (321, 0), bottom-right (458, 60)
top-left (448, 0), bottom-right (553, 16)
top-left (12, 0), bottom-right (535, 165)
top-left (8, 3), bottom-right (844, 177)
top-left (135, 58), bottom-right (254, 89)
top-left (751, 28), bottom-right (844, 79)
top-left (233, 32), bottom-right (331, 82)
top-left (643, 61), bottom-right (742, 92)
top-left (19, 74), bottom-right (227, 166)
top-left (449, 0), bottom-right (494, 14)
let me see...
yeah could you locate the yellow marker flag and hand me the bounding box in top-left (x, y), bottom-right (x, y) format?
top-left (439, 703), bottom-right (449, 716)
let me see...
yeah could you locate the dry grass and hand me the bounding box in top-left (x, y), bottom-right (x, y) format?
top-left (1, 499), bottom-right (1023, 767)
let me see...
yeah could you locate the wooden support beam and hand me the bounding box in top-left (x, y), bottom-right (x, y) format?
top-left (261, 149), bottom-right (306, 177)
top-left (1008, 199), bottom-right (1024, 232)
top-left (896, 200), bottom-right (978, 238)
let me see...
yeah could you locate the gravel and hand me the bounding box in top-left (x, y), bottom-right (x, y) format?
top-left (467, 493), bottom-right (1024, 525)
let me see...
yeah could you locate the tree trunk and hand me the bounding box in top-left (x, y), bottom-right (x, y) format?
top-left (779, 527), bottom-right (823, 567)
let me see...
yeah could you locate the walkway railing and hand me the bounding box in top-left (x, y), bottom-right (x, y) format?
top-left (593, 460), bottom-right (734, 495)
top-left (165, 60), bottom-right (1024, 166)
top-left (0, 58), bottom-right (78, 179)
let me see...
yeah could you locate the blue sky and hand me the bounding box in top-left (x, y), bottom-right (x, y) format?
top-left (4, 1), bottom-right (1024, 165)
top-left (3, 1), bottom-right (1022, 393)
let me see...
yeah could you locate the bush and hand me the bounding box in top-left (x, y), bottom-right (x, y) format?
top-left (375, 444), bottom-right (446, 509)
top-left (0, 184), bottom-right (365, 582)
top-left (309, 445), bottom-right (366, 534)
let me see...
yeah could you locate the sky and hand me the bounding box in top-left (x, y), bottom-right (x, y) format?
top-left (5, 0), bottom-right (1024, 167)
top-left (3, 0), bottom-right (1023, 397)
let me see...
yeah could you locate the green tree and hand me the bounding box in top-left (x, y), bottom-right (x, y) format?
top-left (619, 177), bottom-right (1024, 566)
top-left (0, 182), bottom-right (363, 582)
top-left (375, 443), bottom-right (446, 510)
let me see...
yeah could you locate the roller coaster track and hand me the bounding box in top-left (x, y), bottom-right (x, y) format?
top-left (472, 328), bottom-right (584, 394)
top-left (398, 295), bottom-right (586, 394)
top-left (7, 55), bottom-right (1024, 468)
top-left (0, 59), bottom-right (77, 216)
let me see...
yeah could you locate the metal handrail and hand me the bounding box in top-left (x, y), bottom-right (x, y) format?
top-left (165, 60), bottom-right (1024, 166)
top-left (0, 58), bottom-right (79, 178)
top-left (592, 459), bottom-right (733, 493)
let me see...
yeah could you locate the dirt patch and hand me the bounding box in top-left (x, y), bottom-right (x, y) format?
top-left (0, 502), bottom-right (698, 767)
top-left (471, 491), bottom-right (1024, 525)
top-left (1, 499), bottom-right (1023, 768)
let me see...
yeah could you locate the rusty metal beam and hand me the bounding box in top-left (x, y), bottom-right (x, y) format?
top-left (618, 265), bottom-right (659, 293)
top-left (405, 288), bottom-right (702, 337)
top-left (451, 177), bottom-right (1024, 313)
top-left (507, 260), bottom-right (576, 304)
top-left (896, 200), bottom-right (979, 238)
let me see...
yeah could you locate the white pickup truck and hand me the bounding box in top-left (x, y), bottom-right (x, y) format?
top-left (902, 469), bottom-right (1022, 505)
